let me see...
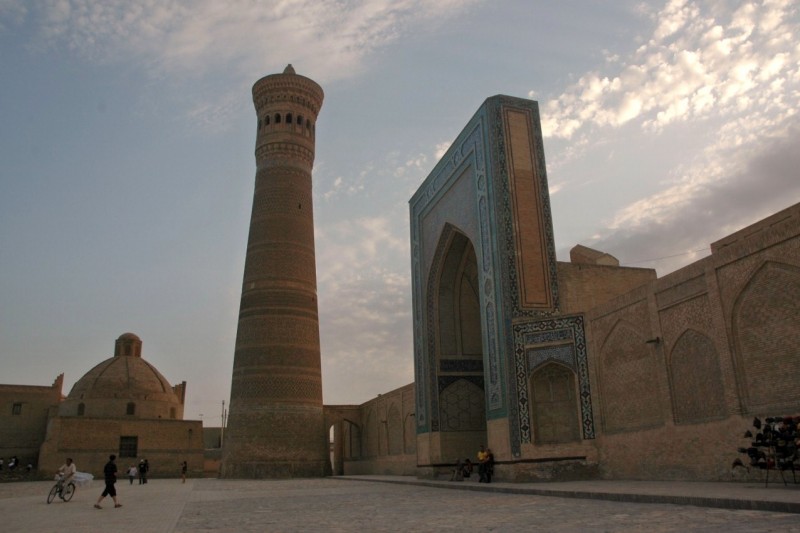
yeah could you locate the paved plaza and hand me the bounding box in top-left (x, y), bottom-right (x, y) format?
top-left (1, 476), bottom-right (798, 532)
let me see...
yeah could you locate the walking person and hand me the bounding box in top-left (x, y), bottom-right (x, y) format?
top-left (180, 461), bottom-right (187, 484)
top-left (138, 459), bottom-right (148, 484)
top-left (94, 455), bottom-right (122, 509)
top-left (127, 464), bottom-right (137, 485)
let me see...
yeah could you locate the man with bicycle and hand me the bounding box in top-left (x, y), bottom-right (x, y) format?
top-left (56, 458), bottom-right (76, 491)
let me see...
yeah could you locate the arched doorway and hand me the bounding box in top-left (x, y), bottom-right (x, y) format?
top-left (328, 418), bottom-right (361, 475)
top-left (431, 228), bottom-right (486, 462)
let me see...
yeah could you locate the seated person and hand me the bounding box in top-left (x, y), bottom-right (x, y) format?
top-left (57, 458), bottom-right (76, 487)
top-left (461, 459), bottom-right (473, 478)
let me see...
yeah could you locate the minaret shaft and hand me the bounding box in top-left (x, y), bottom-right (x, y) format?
top-left (221, 65), bottom-right (328, 478)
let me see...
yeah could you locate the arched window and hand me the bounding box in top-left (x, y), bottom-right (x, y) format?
top-left (77, 403), bottom-right (85, 416)
top-left (297, 115), bottom-right (303, 125)
top-left (265, 115), bottom-right (270, 125)
top-left (286, 113), bottom-right (293, 124)
top-left (275, 113), bottom-right (281, 124)
top-left (126, 402), bottom-right (136, 415)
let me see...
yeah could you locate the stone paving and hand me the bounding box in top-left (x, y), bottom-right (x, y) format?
top-left (0, 476), bottom-right (798, 532)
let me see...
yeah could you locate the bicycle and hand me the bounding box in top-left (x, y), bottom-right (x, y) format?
top-left (47, 474), bottom-right (75, 504)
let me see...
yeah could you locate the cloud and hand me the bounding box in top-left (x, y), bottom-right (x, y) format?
top-left (583, 121), bottom-right (800, 274)
top-left (185, 90), bottom-right (243, 134)
top-left (314, 142), bottom-right (441, 401)
top-left (0, 0), bottom-right (483, 135)
top-left (0, 0), bottom-right (26, 29)
top-left (316, 211), bottom-right (414, 402)
top-left (434, 141), bottom-right (452, 160)
top-left (541, 0), bottom-right (798, 138)
top-left (319, 145), bottom-right (435, 201)
top-left (8, 0), bottom-right (482, 84)
top-left (316, 214), bottom-right (409, 286)
top-left (321, 165), bottom-right (370, 201)
top-left (541, 0), bottom-right (799, 273)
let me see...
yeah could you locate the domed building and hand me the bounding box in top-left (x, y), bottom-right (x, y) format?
top-left (59, 333), bottom-right (185, 421)
top-left (37, 333), bottom-right (203, 478)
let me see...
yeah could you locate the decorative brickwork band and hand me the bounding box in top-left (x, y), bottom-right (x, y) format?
top-left (222, 66), bottom-right (329, 478)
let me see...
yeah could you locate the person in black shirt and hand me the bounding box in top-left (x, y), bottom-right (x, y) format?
top-left (139, 459), bottom-right (149, 484)
top-left (94, 454), bottom-right (122, 509)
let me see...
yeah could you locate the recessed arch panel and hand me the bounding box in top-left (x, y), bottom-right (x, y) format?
top-left (733, 261), bottom-right (800, 412)
top-left (599, 320), bottom-right (662, 433)
top-left (530, 362), bottom-right (580, 444)
top-left (668, 329), bottom-right (726, 423)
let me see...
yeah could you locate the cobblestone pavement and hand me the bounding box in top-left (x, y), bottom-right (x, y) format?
top-left (0, 477), bottom-right (798, 532)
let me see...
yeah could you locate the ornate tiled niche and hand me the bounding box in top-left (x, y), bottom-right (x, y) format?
top-left (510, 316), bottom-right (595, 457)
top-left (409, 96), bottom-right (566, 453)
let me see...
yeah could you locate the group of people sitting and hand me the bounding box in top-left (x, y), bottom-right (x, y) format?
top-left (0, 456), bottom-right (30, 472)
top-left (451, 445), bottom-right (495, 483)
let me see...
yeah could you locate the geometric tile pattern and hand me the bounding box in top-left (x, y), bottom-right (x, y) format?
top-left (527, 343), bottom-right (575, 372)
top-left (440, 359), bottom-right (485, 373)
top-left (489, 99), bottom-right (560, 319)
top-left (510, 315), bottom-right (595, 456)
top-left (410, 96), bottom-right (561, 443)
top-left (411, 106), bottom-right (505, 433)
top-left (439, 378), bottom-right (487, 431)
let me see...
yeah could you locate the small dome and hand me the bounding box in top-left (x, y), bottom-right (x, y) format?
top-left (114, 332), bottom-right (143, 357)
top-left (283, 63), bottom-right (296, 74)
top-left (61, 333), bottom-right (184, 419)
top-left (68, 355), bottom-right (178, 402)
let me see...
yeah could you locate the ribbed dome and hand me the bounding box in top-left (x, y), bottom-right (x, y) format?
top-left (67, 355), bottom-right (178, 403)
top-left (60, 333), bottom-right (184, 419)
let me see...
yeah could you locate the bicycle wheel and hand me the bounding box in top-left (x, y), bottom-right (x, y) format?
top-left (47, 485), bottom-right (59, 504)
top-left (62, 483), bottom-right (75, 502)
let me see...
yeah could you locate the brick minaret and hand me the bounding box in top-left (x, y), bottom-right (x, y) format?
top-left (221, 65), bottom-right (328, 478)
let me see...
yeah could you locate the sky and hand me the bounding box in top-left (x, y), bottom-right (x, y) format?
top-left (1, 0), bottom-right (798, 427)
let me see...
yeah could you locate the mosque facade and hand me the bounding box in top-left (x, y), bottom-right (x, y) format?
top-left (3, 74), bottom-right (798, 483)
top-left (331, 96), bottom-right (800, 482)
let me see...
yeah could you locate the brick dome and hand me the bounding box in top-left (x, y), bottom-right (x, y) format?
top-left (60, 333), bottom-right (185, 419)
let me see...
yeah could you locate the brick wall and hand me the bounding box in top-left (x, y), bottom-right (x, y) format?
top-left (38, 416), bottom-right (204, 479)
top-left (585, 202), bottom-right (800, 479)
top-left (0, 375), bottom-right (62, 466)
top-left (557, 262), bottom-right (655, 314)
top-left (338, 383), bottom-right (417, 475)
